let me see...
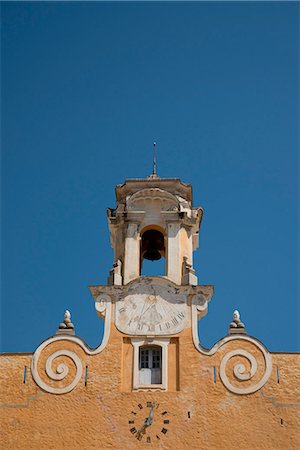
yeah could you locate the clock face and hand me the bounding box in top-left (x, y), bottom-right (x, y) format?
top-left (128, 401), bottom-right (170, 443)
top-left (115, 281), bottom-right (187, 335)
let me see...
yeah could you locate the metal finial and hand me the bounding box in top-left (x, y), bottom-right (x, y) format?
top-left (153, 142), bottom-right (157, 176)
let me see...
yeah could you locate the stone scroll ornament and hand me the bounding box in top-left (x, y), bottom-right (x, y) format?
top-left (192, 297), bottom-right (272, 395)
top-left (31, 295), bottom-right (111, 395)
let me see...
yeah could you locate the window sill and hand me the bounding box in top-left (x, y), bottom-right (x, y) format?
top-left (133, 384), bottom-right (166, 391)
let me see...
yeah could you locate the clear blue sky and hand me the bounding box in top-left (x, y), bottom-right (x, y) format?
top-left (1, 2), bottom-right (299, 353)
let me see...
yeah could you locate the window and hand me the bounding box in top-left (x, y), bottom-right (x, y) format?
top-left (131, 338), bottom-right (170, 390)
top-left (139, 346), bottom-right (162, 384)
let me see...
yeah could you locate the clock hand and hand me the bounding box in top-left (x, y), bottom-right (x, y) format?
top-left (146, 403), bottom-right (154, 426)
top-left (136, 422), bottom-right (147, 437)
top-left (136, 404), bottom-right (154, 439)
top-left (136, 421), bottom-right (148, 440)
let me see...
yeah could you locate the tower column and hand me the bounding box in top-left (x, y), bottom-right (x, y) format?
top-left (123, 223), bottom-right (140, 284)
top-left (166, 222), bottom-right (181, 284)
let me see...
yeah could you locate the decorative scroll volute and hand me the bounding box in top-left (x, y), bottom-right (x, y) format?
top-left (31, 297), bottom-right (112, 394)
top-left (217, 337), bottom-right (272, 394)
top-left (94, 293), bottom-right (111, 319)
top-left (193, 308), bottom-right (272, 395)
top-left (31, 339), bottom-right (86, 395)
top-left (192, 291), bottom-right (212, 318)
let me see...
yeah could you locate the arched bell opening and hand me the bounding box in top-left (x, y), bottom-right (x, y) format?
top-left (140, 227), bottom-right (166, 276)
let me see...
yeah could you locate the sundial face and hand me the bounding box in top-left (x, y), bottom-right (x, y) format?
top-left (115, 279), bottom-right (187, 335)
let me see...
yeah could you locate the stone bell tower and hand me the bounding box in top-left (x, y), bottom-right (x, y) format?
top-left (100, 172), bottom-right (213, 392)
top-left (107, 174), bottom-right (202, 286)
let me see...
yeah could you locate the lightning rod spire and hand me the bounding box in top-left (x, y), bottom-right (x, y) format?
top-left (153, 141), bottom-right (157, 176)
top-left (148, 141), bottom-right (160, 179)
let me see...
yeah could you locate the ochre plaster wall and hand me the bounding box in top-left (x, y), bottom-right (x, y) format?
top-left (1, 322), bottom-right (299, 450)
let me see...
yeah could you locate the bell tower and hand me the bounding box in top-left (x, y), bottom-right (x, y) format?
top-left (101, 173), bottom-right (213, 392)
top-left (107, 175), bottom-right (203, 286)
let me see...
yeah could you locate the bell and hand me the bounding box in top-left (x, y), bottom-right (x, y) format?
top-left (143, 247), bottom-right (162, 261)
top-left (141, 230), bottom-right (164, 261)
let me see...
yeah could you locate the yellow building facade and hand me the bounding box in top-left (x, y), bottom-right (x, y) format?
top-left (1, 176), bottom-right (299, 449)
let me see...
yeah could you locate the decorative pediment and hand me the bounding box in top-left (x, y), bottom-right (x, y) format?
top-left (126, 188), bottom-right (179, 212)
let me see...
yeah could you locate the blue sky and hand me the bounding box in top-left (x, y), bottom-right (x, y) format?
top-left (1, 2), bottom-right (299, 353)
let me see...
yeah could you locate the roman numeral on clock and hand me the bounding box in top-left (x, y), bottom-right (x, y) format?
top-left (171, 317), bottom-right (178, 325)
